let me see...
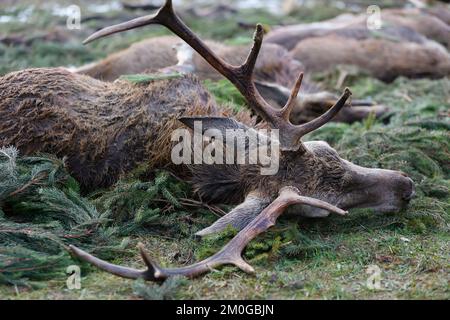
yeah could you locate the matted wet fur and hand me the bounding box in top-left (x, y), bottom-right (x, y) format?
top-left (0, 68), bottom-right (216, 188)
top-left (0, 67), bottom-right (259, 191)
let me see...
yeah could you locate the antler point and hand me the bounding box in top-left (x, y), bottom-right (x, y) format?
top-left (137, 242), bottom-right (145, 249)
top-left (154, 270), bottom-right (163, 278)
top-left (254, 24), bottom-right (264, 40)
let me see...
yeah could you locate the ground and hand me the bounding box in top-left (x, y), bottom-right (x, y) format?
top-left (0, 0), bottom-right (448, 300)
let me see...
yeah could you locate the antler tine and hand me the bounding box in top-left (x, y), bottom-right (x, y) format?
top-left (83, 0), bottom-right (352, 151)
top-left (68, 187), bottom-right (347, 281)
top-left (83, 2), bottom-right (165, 44)
top-left (279, 72), bottom-right (304, 121)
top-left (84, 0), bottom-right (235, 76)
top-left (239, 24), bottom-right (265, 77)
top-left (68, 244), bottom-right (158, 280)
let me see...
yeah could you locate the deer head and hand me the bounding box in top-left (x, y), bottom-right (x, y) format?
top-left (69, 0), bottom-right (415, 281)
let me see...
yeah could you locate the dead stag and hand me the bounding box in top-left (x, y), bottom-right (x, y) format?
top-left (64, 0), bottom-right (415, 281)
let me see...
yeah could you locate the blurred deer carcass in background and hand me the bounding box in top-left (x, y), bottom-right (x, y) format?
top-left (8, 0), bottom-right (413, 281)
top-left (76, 36), bottom-right (303, 87)
top-left (424, 3), bottom-right (450, 25)
top-left (266, 7), bottom-right (450, 82)
top-left (381, 8), bottom-right (450, 50)
top-left (76, 35), bottom-right (388, 125)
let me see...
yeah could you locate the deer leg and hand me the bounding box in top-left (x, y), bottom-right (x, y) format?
top-left (195, 191), bottom-right (271, 237)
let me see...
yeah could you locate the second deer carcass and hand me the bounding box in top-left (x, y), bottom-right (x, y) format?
top-left (266, 8), bottom-right (450, 82)
top-left (424, 4), bottom-right (450, 25)
top-left (76, 36), bottom-right (301, 87)
top-left (40, 0), bottom-right (415, 281)
top-left (76, 34), bottom-right (388, 125)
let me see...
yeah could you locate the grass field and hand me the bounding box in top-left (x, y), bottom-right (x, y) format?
top-left (0, 1), bottom-right (448, 300)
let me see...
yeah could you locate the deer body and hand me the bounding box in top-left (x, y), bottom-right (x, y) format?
top-left (0, 68), bottom-right (224, 189)
top-left (266, 9), bottom-right (450, 81)
top-left (290, 35), bottom-right (450, 82)
top-left (76, 36), bottom-right (181, 81)
top-left (424, 5), bottom-right (450, 25)
top-left (266, 8), bottom-right (450, 50)
top-left (384, 8), bottom-right (450, 50)
top-left (1, 67), bottom-right (404, 213)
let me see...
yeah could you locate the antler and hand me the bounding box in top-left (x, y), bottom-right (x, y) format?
top-left (69, 186), bottom-right (347, 281)
top-left (83, 0), bottom-right (352, 151)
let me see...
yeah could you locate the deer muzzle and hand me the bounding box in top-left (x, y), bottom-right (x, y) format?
top-left (341, 161), bottom-right (416, 213)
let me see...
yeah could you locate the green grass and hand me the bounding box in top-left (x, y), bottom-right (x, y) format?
top-left (0, 0), bottom-right (449, 300)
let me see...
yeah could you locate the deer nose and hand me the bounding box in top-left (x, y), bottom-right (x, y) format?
top-left (402, 177), bottom-right (416, 202)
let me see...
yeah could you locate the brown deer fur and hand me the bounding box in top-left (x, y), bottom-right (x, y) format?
top-left (266, 8), bottom-right (450, 50)
top-left (384, 8), bottom-right (450, 50)
top-left (266, 9), bottom-right (450, 81)
top-left (424, 5), bottom-right (450, 25)
top-left (76, 36), bottom-right (180, 81)
top-left (0, 68), bottom-right (222, 189)
top-left (290, 35), bottom-right (450, 82)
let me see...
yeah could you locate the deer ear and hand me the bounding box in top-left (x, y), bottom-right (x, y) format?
top-left (178, 116), bottom-right (249, 136)
top-left (179, 116), bottom-right (275, 149)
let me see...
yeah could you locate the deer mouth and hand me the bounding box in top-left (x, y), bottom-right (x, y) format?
top-left (339, 160), bottom-right (416, 214)
top-left (345, 201), bottom-right (409, 214)
top-left (339, 177), bottom-right (415, 214)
